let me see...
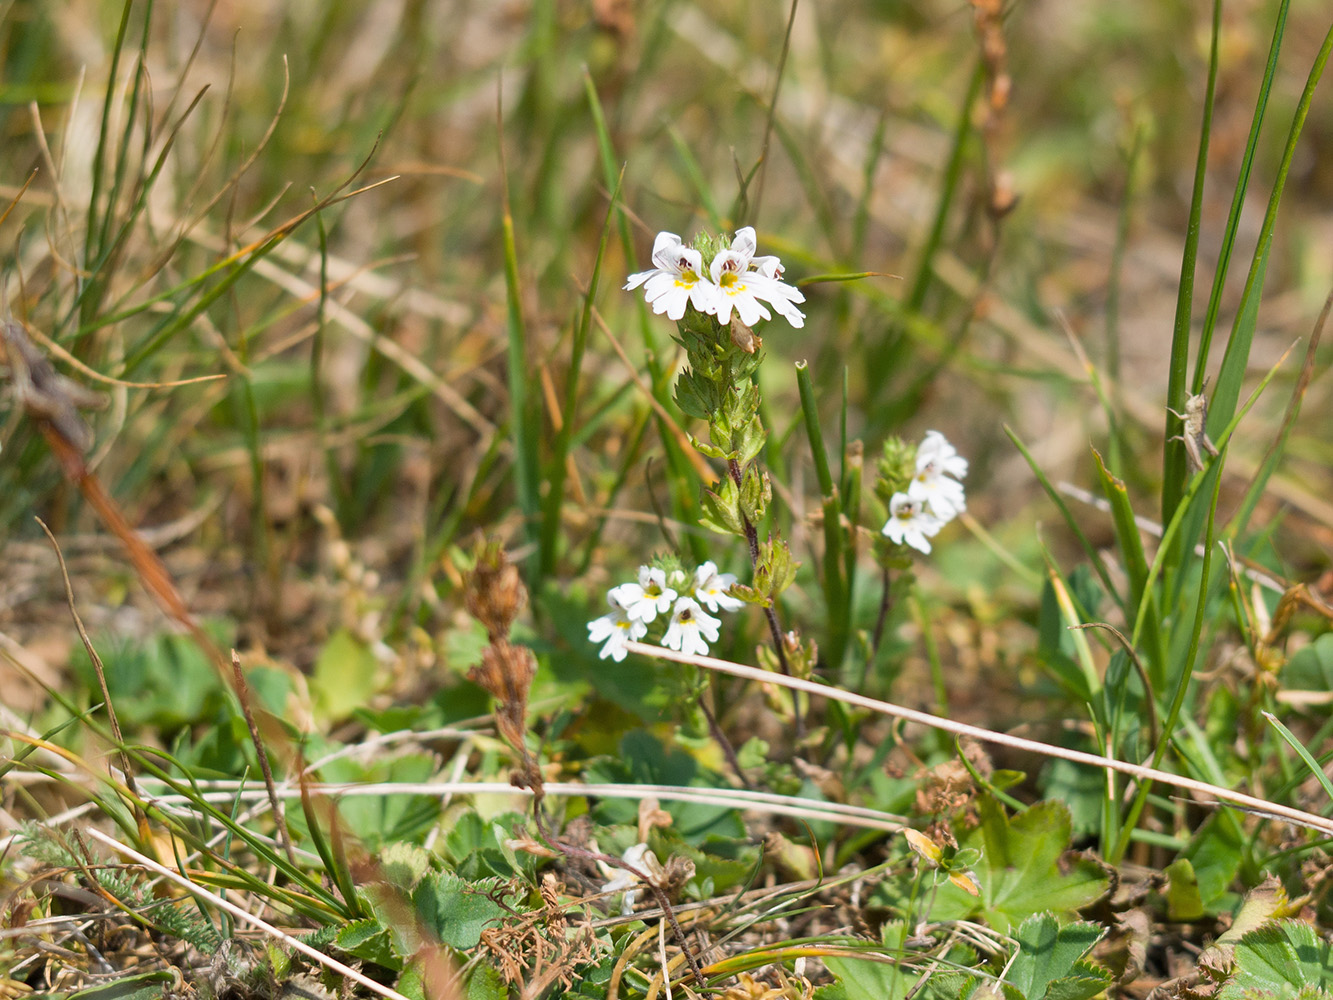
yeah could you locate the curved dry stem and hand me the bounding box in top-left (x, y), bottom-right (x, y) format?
top-left (627, 641), bottom-right (1333, 837)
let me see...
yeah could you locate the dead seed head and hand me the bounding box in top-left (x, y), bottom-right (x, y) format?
top-left (468, 639), bottom-right (536, 749)
top-left (465, 537), bottom-right (527, 641)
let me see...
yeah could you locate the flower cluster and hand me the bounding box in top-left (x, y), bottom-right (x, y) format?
top-left (881, 431), bottom-right (968, 554)
top-left (587, 561), bottom-right (744, 662)
top-left (625, 227), bottom-right (806, 328)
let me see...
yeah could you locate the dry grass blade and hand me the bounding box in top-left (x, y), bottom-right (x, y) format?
top-left (628, 641), bottom-right (1333, 837)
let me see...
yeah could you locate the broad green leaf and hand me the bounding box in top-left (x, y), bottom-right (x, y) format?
top-left (1283, 633), bottom-right (1333, 712)
top-left (311, 628), bottom-right (380, 723)
top-left (69, 971), bottom-right (177, 1000)
top-left (466, 964), bottom-right (508, 1000)
top-left (379, 841), bottom-right (433, 890)
top-left (413, 870), bottom-right (507, 950)
top-left (1181, 814), bottom-right (1243, 910)
top-left (335, 918), bottom-right (402, 970)
top-left (1003, 914), bottom-right (1109, 1000)
top-left (1218, 920), bottom-right (1333, 998)
top-left (1164, 858), bottom-right (1205, 921)
top-left (891, 797), bottom-right (1110, 932)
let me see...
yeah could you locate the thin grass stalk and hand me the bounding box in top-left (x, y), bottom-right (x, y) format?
top-left (1005, 426), bottom-right (1123, 611)
top-left (1193, 0), bottom-right (1293, 400)
top-left (1094, 448), bottom-right (1165, 685)
top-left (1132, 344), bottom-right (1295, 651)
top-left (1230, 291), bottom-right (1331, 536)
top-left (796, 360), bottom-right (846, 667)
top-left (1162, 0), bottom-right (1222, 525)
top-left (1112, 451), bottom-right (1223, 864)
top-left (498, 110), bottom-right (540, 564)
top-left (1207, 17), bottom-right (1333, 452)
top-left (865, 63), bottom-right (983, 413)
top-left (627, 641), bottom-right (1333, 837)
top-left (78, 0), bottom-right (136, 318)
top-left (539, 170), bottom-right (622, 578)
top-left (1264, 712), bottom-right (1333, 805)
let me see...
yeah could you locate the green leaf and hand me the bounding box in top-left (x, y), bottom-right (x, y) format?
top-left (335, 918), bottom-right (402, 970)
top-left (311, 628), bottom-right (380, 723)
top-left (68, 971), bottom-right (177, 1000)
top-left (379, 841), bottom-right (433, 890)
top-left (700, 477), bottom-right (743, 535)
top-left (413, 870), bottom-right (507, 950)
top-left (891, 797), bottom-right (1111, 932)
top-left (674, 370), bottom-right (716, 420)
top-left (738, 464), bottom-right (770, 522)
top-left (690, 434), bottom-right (729, 460)
top-left (467, 964), bottom-right (508, 1000)
top-left (1181, 814), bottom-right (1243, 910)
top-left (1003, 914), bottom-right (1109, 1000)
top-left (1284, 633), bottom-right (1333, 712)
top-left (1164, 858), bottom-right (1205, 922)
top-left (822, 954), bottom-right (915, 1000)
top-left (1218, 920), bottom-right (1333, 998)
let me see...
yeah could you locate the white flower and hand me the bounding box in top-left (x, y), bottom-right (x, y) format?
top-left (710, 226), bottom-right (806, 329)
top-left (882, 492), bottom-right (946, 554)
top-left (692, 561), bottom-right (743, 613)
top-left (600, 842), bottom-right (662, 914)
top-left (624, 232), bottom-right (719, 320)
top-left (587, 591), bottom-right (648, 662)
top-left (661, 596), bottom-right (721, 657)
top-left (611, 565), bottom-right (677, 624)
top-left (916, 430), bottom-right (968, 480)
top-left (907, 430), bottom-right (967, 521)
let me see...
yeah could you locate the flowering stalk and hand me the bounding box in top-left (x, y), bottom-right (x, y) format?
top-left (625, 226), bottom-right (813, 733)
top-left (870, 432), bottom-right (969, 674)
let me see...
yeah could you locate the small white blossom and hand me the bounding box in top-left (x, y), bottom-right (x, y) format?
top-left (624, 232), bottom-right (719, 320)
top-left (692, 561), bottom-right (743, 613)
top-left (600, 842), bottom-right (662, 914)
top-left (711, 227), bottom-right (806, 329)
top-left (908, 430), bottom-right (967, 521)
top-left (611, 565), bottom-right (677, 624)
top-left (916, 430), bottom-right (968, 481)
top-left (587, 591), bottom-right (648, 662)
top-left (661, 596), bottom-right (721, 657)
top-left (882, 492), bottom-right (946, 554)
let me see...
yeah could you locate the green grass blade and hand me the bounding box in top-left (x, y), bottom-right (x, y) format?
top-left (498, 121), bottom-right (540, 565)
top-left (1208, 19), bottom-right (1332, 434)
top-left (539, 167), bottom-right (623, 579)
top-left (1264, 711), bottom-right (1333, 807)
top-left (1005, 426), bottom-right (1123, 612)
top-left (796, 360), bottom-right (846, 668)
top-left (79, 0), bottom-right (136, 284)
top-left (1113, 454), bottom-right (1223, 863)
top-left (1162, 0), bottom-right (1224, 525)
top-left (1193, 0), bottom-right (1293, 400)
top-left (1230, 293), bottom-right (1330, 537)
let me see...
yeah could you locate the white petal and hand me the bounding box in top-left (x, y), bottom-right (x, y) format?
top-left (730, 226), bottom-right (757, 261)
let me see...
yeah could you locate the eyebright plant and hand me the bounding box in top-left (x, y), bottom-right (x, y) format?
top-left (622, 226), bottom-right (814, 698)
top-left (587, 559), bottom-right (741, 661)
top-left (878, 431), bottom-right (968, 555)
